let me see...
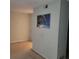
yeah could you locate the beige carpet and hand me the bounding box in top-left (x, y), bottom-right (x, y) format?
top-left (11, 41), bottom-right (45, 59)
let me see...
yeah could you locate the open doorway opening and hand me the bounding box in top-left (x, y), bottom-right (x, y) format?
top-left (10, 12), bottom-right (33, 59)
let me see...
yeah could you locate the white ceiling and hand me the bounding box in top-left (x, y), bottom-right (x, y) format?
top-left (11, 0), bottom-right (53, 13)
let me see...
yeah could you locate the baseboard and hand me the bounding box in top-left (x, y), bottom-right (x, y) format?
top-left (10, 40), bottom-right (27, 44)
top-left (31, 49), bottom-right (46, 59)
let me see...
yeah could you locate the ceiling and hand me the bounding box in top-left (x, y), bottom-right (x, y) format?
top-left (11, 0), bottom-right (53, 13)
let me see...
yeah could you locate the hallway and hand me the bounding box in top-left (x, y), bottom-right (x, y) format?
top-left (11, 41), bottom-right (45, 59)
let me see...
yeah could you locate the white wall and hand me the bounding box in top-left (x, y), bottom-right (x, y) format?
top-left (11, 12), bottom-right (32, 43)
top-left (32, 0), bottom-right (61, 59)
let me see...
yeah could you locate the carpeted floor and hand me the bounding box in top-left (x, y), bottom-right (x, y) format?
top-left (10, 41), bottom-right (45, 59)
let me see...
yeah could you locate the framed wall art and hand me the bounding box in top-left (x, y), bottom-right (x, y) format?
top-left (37, 13), bottom-right (50, 29)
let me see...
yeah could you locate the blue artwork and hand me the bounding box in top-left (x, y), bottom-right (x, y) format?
top-left (37, 14), bottom-right (50, 29)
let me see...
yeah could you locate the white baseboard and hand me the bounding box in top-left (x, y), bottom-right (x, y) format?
top-left (32, 48), bottom-right (48, 59)
top-left (10, 40), bottom-right (27, 43)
